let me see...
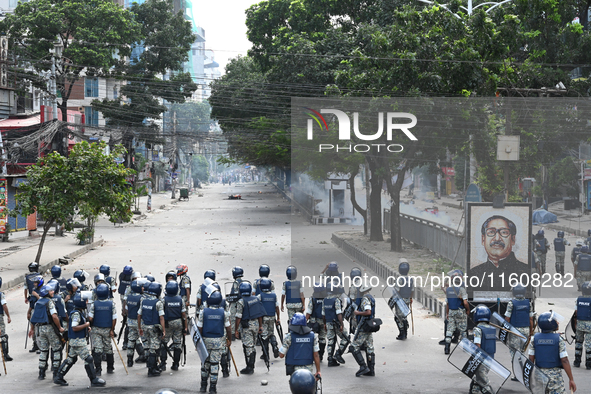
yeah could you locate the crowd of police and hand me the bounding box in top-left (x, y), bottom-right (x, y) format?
top-left (0, 243), bottom-right (589, 394)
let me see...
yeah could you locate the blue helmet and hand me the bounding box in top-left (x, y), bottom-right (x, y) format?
top-left (259, 278), bottom-right (272, 292)
top-left (130, 280), bottom-right (142, 294)
top-left (557, 231), bottom-right (564, 238)
top-left (512, 284), bottom-right (526, 298)
top-left (72, 293), bottom-right (87, 309)
top-left (474, 304), bottom-right (491, 322)
top-left (286, 266), bottom-right (297, 280)
top-left (232, 266), bottom-right (244, 279)
top-left (165, 280), bottom-right (179, 296)
top-left (204, 270), bottom-right (216, 280)
top-left (145, 274), bottom-right (155, 283)
top-left (39, 285), bottom-right (52, 298)
top-left (582, 281), bottom-right (591, 296)
top-left (66, 278), bottom-right (80, 292)
top-left (94, 273), bottom-right (105, 285)
top-left (165, 270), bottom-right (177, 282)
top-left (122, 265), bottom-right (134, 276)
top-left (99, 265), bottom-right (110, 276)
top-left (350, 267), bottom-right (362, 278)
top-left (239, 281), bottom-right (252, 296)
top-left (326, 262), bottom-right (339, 277)
top-left (312, 282), bottom-right (326, 298)
top-left (33, 275), bottom-right (44, 288)
top-left (289, 369), bottom-right (316, 394)
top-left (51, 265), bottom-right (62, 278)
top-left (95, 283), bottom-right (109, 300)
top-left (73, 270), bottom-right (87, 283)
top-left (208, 291), bottom-right (222, 306)
top-left (290, 312), bottom-right (306, 326)
top-left (399, 259), bottom-right (410, 275)
top-left (47, 279), bottom-right (59, 293)
top-left (536, 229), bottom-right (544, 238)
top-left (147, 282), bottom-right (162, 298)
top-left (538, 311), bottom-right (559, 333)
top-left (259, 264), bottom-right (270, 278)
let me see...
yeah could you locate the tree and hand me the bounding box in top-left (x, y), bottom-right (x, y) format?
top-left (0, 0), bottom-right (141, 124)
top-left (191, 155), bottom-right (210, 184)
top-left (549, 156), bottom-right (580, 198)
top-left (11, 141), bottom-right (135, 263)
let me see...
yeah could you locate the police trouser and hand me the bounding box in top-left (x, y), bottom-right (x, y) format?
top-left (576, 270), bottom-right (591, 289)
top-left (327, 322), bottom-right (349, 357)
top-left (470, 364), bottom-right (493, 394)
top-left (555, 251), bottom-right (566, 274)
top-left (446, 309), bottom-right (467, 344)
top-left (536, 251), bottom-right (547, 273)
top-left (202, 337), bottom-right (224, 385)
top-left (229, 302), bottom-right (238, 337)
top-left (35, 324), bottom-right (62, 371)
top-left (575, 320), bottom-right (591, 363)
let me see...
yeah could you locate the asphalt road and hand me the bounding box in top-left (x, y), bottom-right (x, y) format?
top-left (1, 183), bottom-right (588, 393)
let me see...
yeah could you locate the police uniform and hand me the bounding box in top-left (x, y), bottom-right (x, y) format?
top-left (572, 246), bottom-right (583, 266)
top-left (118, 272), bottom-right (132, 305)
top-left (260, 290), bottom-right (281, 358)
top-left (283, 279), bottom-right (304, 321)
top-left (472, 322), bottom-right (496, 394)
top-left (445, 285), bottom-right (468, 346)
top-left (575, 295), bottom-right (591, 369)
top-left (161, 291), bottom-right (186, 370)
top-left (235, 293), bottom-right (265, 369)
top-left (535, 236), bottom-right (551, 274)
top-left (0, 290), bottom-right (11, 362)
top-left (575, 253), bottom-right (591, 289)
top-left (280, 330), bottom-right (319, 374)
top-left (137, 293), bottom-right (165, 375)
top-left (396, 275), bottom-right (413, 339)
top-left (198, 305), bottom-right (231, 391)
top-left (88, 298), bottom-right (117, 374)
top-left (504, 297), bottom-right (532, 361)
top-left (323, 294), bottom-right (349, 364)
top-left (179, 274), bottom-right (191, 307)
top-left (30, 297), bottom-right (62, 376)
top-left (347, 284), bottom-right (362, 334)
top-left (351, 293), bottom-right (376, 375)
top-left (125, 289), bottom-right (146, 365)
top-left (554, 237), bottom-right (569, 275)
top-left (305, 296), bottom-right (327, 360)
top-left (228, 278), bottom-right (243, 336)
top-left (529, 332), bottom-right (569, 393)
top-left (105, 276), bottom-right (116, 300)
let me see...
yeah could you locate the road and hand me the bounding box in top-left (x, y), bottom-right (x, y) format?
top-left (1, 183), bottom-right (588, 393)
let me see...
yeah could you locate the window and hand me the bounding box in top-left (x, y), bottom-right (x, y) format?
top-left (85, 77), bottom-right (99, 98)
top-left (113, 85), bottom-right (118, 100)
top-left (84, 107), bottom-right (99, 126)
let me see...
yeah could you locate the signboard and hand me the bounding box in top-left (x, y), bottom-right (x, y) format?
top-left (465, 184), bottom-right (482, 203)
top-left (0, 179), bottom-right (6, 234)
top-left (442, 167), bottom-right (455, 176)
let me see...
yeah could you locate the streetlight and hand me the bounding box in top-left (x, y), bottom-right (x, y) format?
top-left (417, 0), bottom-right (513, 18)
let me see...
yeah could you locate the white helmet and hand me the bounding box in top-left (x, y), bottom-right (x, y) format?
top-left (576, 239), bottom-right (584, 247)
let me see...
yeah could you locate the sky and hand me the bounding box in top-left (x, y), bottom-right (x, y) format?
top-left (190, 0), bottom-right (262, 74)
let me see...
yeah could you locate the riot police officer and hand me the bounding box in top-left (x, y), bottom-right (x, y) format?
top-left (253, 264), bottom-right (274, 296)
top-left (91, 273), bottom-right (106, 301)
top-left (504, 284), bottom-right (533, 380)
top-left (471, 305), bottom-right (495, 394)
top-left (554, 231), bottom-right (570, 276)
top-left (196, 270), bottom-right (217, 311)
top-left (176, 264), bottom-right (191, 308)
top-left (27, 275), bottom-right (44, 354)
top-left (574, 281), bottom-right (591, 369)
top-left (0, 276), bottom-right (13, 362)
top-left (444, 271), bottom-right (469, 355)
top-left (74, 270), bottom-right (90, 291)
top-left (529, 312), bottom-right (576, 393)
top-left (138, 282), bottom-right (165, 377)
top-left (51, 265), bottom-right (68, 295)
top-left (235, 281), bottom-right (265, 374)
top-left (395, 259), bottom-right (414, 340)
top-left (305, 282), bottom-right (327, 361)
top-left (100, 265), bottom-right (116, 299)
top-left (24, 261), bottom-right (41, 304)
top-left (124, 279), bottom-right (147, 367)
top-left (228, 266), bottom-right (244, 337)
top-left (323, 283), bottom-right (348, 367)
top-left (575, 246), bottom-right (591, 291)
top-left (351, 284), bottom-right (377, 377)
top-left (160, 281), bottom-right (187, 372)
top-left (280, 313), bottom-right (321, 378)
top-left (259, 278), bottom-right (281, 359)
top-left (198, 291), bottom-right (232, 393)
top-left (572, 239), bottom-right (584, 267)
top-left (282, 266), bottom-right (305, 322)
top-left (64, 278), bottom-right (81, 315)
top-left (88, 283), bottom-right (117, 375)
top-left (534, 230), bottom-right (550, 274)
top-left (118, 265), bottom-right (134, 304)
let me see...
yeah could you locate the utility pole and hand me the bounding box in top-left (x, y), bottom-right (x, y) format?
top-left (171, 110), bottom-right (177, 199)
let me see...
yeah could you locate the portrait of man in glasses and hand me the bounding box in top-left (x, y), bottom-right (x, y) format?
top-left (469, 214), bottom-right (529, 291)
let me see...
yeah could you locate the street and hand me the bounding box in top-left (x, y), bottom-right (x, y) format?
top-left (0, 183), bottom-right (589, 393)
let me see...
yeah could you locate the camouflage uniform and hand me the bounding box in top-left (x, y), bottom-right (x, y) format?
top-left (0, 291), bottom-right (7, 334)
top-left (347, 285), bottom-right (361, 333)
top-left (279, 331), bottom-right (320, 373)
top-left (504, 299), bottom-right (532, 360)
top-left (471, 323), bottom-right (494, 394)
top-left (66, 310), bottom-right (92, 363)
top-left (304, 298), bottom-right (327, 351)
top-left (574, 254), bottom-right (591, 289)
top-left (236, 298), bottom-right (259, 357)
top-left (574, 298), bottom-right (591, 368)
top-left (324, 295), bottom-right (349, 357)
top-left (228, 279), bottom-right (242, 336)
top-left (282, 281), bottom-right (304, 321)
top-left (88, 302), bottom-right (117, 356)
top-left (179, 274), bottom-right (191, 307)
top-left (554, 238), bottom-right (568, 275)
top-left (34, 299), bottom-right (63, 371)
top-left (137, 295), bottom-right (165, 355)
top-left (350, 295), bottom-right (374, 354)
top-left (253, 278), bottom-right (275, 294)
top-left (198, 307), bottom-right (231, 386)
top-left (535, 237), bottom-right (550, 274)
top-left (529, 335), bottom-right (569, 394)
top-left (260, 293), bottom-right (281, 355)
top-left (446, 286), bottom-right (468, 343)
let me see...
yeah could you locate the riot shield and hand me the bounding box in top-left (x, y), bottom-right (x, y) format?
top-left (381, 286), bottom-right (410, 318)
top-left (563, 312), bottom-right (577, 345)
top-left (448, 338), bottom-right (510, 394)
top-left (225, 281), bottom-right (240, 303)
top-left (188, 317), bottom-right (209, 365)
top-left (490, 312), bottom-right (527, 353)
top-left (511, 350), bottom-right (549, 394)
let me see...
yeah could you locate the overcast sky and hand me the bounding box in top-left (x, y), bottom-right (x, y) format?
top-left (191, 0), bottom-right (261, 74)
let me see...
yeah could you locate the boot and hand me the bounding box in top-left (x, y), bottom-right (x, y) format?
top-left (147, 354), bottom-right (161, 377)
top-left (93, 352), bottom-right (102, 376)
top-left (240, 352), bottom-right (255, 375)
top-left (444, 340), bottom-right (451, 355)
top-left (127, 354), bottom-right (134, 368)
top-left (574, 351), bottom-right (581, 368)
top-left (171, 348), bottom-right (181, 371)
top-left (135, 343), bottom-right (147, 363)
top-left (159, 345), bottom-right (167, 372)
top-left (586, 355), bottom-right (591, 370)
top-left (327, 345), bottom-right (340, 367)
top-left (395, 316), bottom-right (405, 340)
top-left (122, 325), bottom-right (129, 350)
top-left (401, 321), bottom-right (408, 340)
top-left (451, 330), bottom-right (460, 343)
top-left (221, 351), bottom-right (230, 378)
top-left (270, 335), bottom-right (280, 359)
top-left (38, 366), bottom-right (47, 380)
top-left (53, 358), bottom-right (75, 386)
top-left (1, 335), bottom-right (13, 361)
top-left (106, 353), bottom-right (115, 374)
top-left (362, 352), bottom-right (375, 376)
top-left (85, 357), bottom-right (106, 387)
top-left (209, 381), bottom-right (217, 393)
top-left (352, 350), bottom-right (370, 377)
top-left (318, 342), bottom-right (326, 362)
top-left (334, 348), bottom-right (346, 364)
top-left (199, 376), bottom-right (208, 392)
top-left (260, 339), bottom-right (269, 360)
top-left (30, 341), bottom-right (40, 353)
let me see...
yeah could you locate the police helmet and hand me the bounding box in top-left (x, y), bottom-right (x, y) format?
top-left (73, 270), bottom-right (87, 283)
top-left (286, 266), bottom-right (297, 280)
top-left (99, 265), bottom-right (111, 276)
top-left (259, 278), bottom-right (272, 292)
top-left (326, 262), bottom-right (339, 277)
top-left (538, 311), bottom-right (559, 332)
top-left (576, 239), bottom-right (584, 247)
top-left (147, 282), bottom-right (162, 298)
top-left (536, 229), bottom-right (544, 238)
top-left (557, 231), bottom-right (564, 238)
top-left (95, 283), bottom-right (109, 300)
top-left (165, 280), bottom-right (179, 296)
top-left (137, 278), bottom-right (150, 291)
top-left (47, 279), bottom-right (59, 293)
top-left (145, 274), bottom-right (155, 283)
top-left (582, 281), bottom-right (591, 296)
top-left (176, 264), bottom-right (188, 276)
top-left (165, 270), bottom-right (177, 281)
top-left (33, 275), bottom-right (44, 288)
top-left (474, 304), bottom-right (491, 322)
top-left (51, 265), bottom-right (62, 278)
top-left (259, 264), bottom-right (270, 278)
top-left (122, 265), bottom-right (134, 276)
top-left (350, 267), bottom-right (362, 278)
top-left (72, 293), bottom-right (87, 309)
top-left (239, 281), bottom-right (252, 296)
top-left (204, 270), bottom-right (216, 281)
top-left (232, 266), bottom-right (244, 279)
top-left (289, 369), bottom-right (316, 394)
top-left (94, 273), bottom-right (105, 285)
top-left (66, 278), bottom-right (81, 292)
top-left (312, 282), bottom-right (327, 298)
top-left (359, 284), bottom-right (372, 294)
top-left (130, 280), bottom-right (142, 294)
top-left (212, 282), bottom-right (221, 292)
top-left (290, 313), bottom-right (307, 326)
top-left (512, 284), bottom-right (526, 299)
top-left (39, 285), bottom-right (52, 298)
top-left (132, 271), bottom-right (142, 280)
top-left (399, 259), bottom-right (410, 275)
top-left (208, 291), bottom-right (223, 306)
top-left (582, 246), bottom-right (590, 254)
top-left (28, 261), bottom-right (39, 272)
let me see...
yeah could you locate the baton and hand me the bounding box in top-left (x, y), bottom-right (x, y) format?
top-left (228, 345), bottom-right (239, 377)
top-left (112, 336), bottom-right (129, 375)
top-left (488, 323), bottom-right (527, 339)
top-left (410, 302), bottom-right (414, 336)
